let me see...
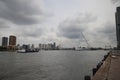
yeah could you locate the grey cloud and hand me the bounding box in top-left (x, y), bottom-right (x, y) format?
top-left (20, 27), bottom-right (43, 38)
top-left (57, 13), bottom-right (116, 47)
top-left (111, 0), bottom-right (120, 4)
top-left (0, 19), bottom-right (10, 28)
top-left (0, 0), bottom-right (48, 25)
top-left (97, 22), bottom-right (116, 43)
top-left (97, 22), bottom-right (115, 34)
top-left (0, 25), bottom-right (9, 29)
top-left (98, 24), bottom-right (115, 34)
top-left (57, 13), bottom-right (97, 39)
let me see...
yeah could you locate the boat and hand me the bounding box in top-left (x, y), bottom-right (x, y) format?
top-left (17, 49), bottom-right (26, 53)
top-left (75, 47), bottom-right (90, 51)
top-left (17, 49), bottom-right (39, 53)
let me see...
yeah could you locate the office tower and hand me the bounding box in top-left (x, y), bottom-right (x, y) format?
top-left (116, 6), bottom-right (120, 49)
top-left (9, 35), bottom-right (16, 50)
top-left (53, 42), bottom-right (56, 49)
top-left (22, 44), bottom-right (30, 50)
top-left (31, 44), bottom-right (34, 49)
top-left (39, 44), bottom-right (42, 50)
top-left (2, 37), bottom-right (8, 47)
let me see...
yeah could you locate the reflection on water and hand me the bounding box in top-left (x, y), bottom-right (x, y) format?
top-left (0, 50), bottom-right (108, 80)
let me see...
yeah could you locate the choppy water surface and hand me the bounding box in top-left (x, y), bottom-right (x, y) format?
top-left (0, 50), bottom-right (108, 80)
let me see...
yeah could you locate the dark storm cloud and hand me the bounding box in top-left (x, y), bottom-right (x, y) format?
top-left (111, 0), bottom-right (120, 4)
top-left (0, 0), bottom-right (47, 25)
top-left (57, 13), bottom-right (97, 39)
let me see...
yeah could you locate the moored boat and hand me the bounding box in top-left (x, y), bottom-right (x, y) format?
top-left (17, 49), bottom-right (39, 53)
top-left (17, 49), bottom-right (26, 53)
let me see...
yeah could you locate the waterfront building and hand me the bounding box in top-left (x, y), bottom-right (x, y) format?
top-left (2, 37), bottom-right (8, 48)
top-left (16, 44), bottom-right (21, 50)
top-left (44, 44), bottom-right (48, 49)
top-left (9, 35), bottom-right (16, 50)
top-left (31, 44), bottom-right (34, 49)
top-left (116, 6), bottom-right (120, 49)
top-left (39, 44), bottom-right (42, 50)
top-left (39, 44), bottom-right (46, 50)
top-left (39, 42), bottom-right (57, 50)
top-left (22, 44), bottom-right (30, 50)
top-left (48, 43), bottom-right (52, 49)
top-left (53, 42), bottom-right (56, 49)
top-left (39, 44), bottom-right (43, 50)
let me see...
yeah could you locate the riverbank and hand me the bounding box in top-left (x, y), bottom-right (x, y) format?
top-left (91, 51), bottom-right (120, 80)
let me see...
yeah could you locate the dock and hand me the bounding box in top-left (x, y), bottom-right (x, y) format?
top-left (92, 51), bottom-right (120, 80)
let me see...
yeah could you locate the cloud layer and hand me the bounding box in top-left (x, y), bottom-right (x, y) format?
top-left (0, 0), bottom-right (118, 47)
top-left (57, 13), bottom-right (97, 39)
top-left (0, 0), bottom-right (48, 25)
top-left (57, 12), bottom-right (116, 47)
top-left (111, 0), bottom-right (120, 4)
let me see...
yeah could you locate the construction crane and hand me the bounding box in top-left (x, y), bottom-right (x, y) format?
top-left (81, 32), bottom-right (90, 48)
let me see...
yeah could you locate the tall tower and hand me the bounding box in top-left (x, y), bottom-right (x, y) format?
top-left (53, 42), bottom-right (56, 49)
top-left (2, 37), bottom-right (8, 47)
top-left (116, 6), bottom-right (120, 49)
top-left (9, 35), bottom-right (16, 50)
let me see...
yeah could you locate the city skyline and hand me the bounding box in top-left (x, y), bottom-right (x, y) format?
top-left (0, 0), bottom-right (120, 47)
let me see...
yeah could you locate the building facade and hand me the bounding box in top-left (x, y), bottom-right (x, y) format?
top-left (2, 37), bottom-right (8, 47)
top-left (9, 35), bottom-right (16, 50)
top-left (39, 42), bottom-right (56, 50)
top-left (116, 6), bottom-right (120, 49)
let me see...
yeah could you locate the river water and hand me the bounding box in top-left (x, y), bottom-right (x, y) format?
top-left (0, 50), bottom-right (108, 80)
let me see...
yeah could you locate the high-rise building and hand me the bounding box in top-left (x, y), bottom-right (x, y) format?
top-left (22, 44), bottom-right (30, 50)
top-left (116, 6), bottom-right (120, 49)
top-left (9, 35), bottom-right (16, 50)
top-left (53, 42), bottom-right (56, 49)
top-left (31, 44), bottom-right (34, 49)
top-left (2, 37), bottom-right (8, 47)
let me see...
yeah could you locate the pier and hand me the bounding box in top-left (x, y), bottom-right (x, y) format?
top-left (91, 51), bottom-right (120, 80)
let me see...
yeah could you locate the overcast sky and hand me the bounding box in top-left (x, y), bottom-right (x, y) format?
top-left (0, 0), bottom-right (120, 48)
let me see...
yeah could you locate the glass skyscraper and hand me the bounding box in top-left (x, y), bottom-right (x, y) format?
top-left (116, 6), bottom-right (120, 49)
top-left (2, 37), bottom-right (8, 47)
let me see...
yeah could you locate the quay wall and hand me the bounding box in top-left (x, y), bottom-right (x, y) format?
top-left (84, 51), bottom-right (111, 80)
